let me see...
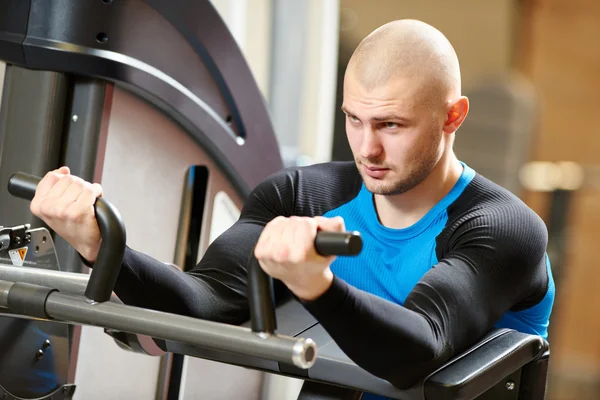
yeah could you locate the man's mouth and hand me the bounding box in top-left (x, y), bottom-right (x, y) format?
top-left (363, 164), bottom-right (390, 179)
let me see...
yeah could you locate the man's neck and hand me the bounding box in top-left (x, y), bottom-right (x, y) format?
top-left (373, 153), bottom-right (463, 229)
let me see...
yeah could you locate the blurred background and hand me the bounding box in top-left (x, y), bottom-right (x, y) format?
top-left (211, 0), bottom-right (600, 398)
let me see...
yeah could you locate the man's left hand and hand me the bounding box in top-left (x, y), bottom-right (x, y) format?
top-left (254, 216), bottom-right (345, 301)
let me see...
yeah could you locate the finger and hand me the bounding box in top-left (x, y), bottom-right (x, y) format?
top-left (255, 216), bottom-right (285, 258)
top-left (79, 182), bottom-right (103, 203)
top-left (291, 218), bottom-right (318, 262)
top-left (34, 170), bottom-right (65, 199)
top-left (314, 216), bottom-right (345, 232)
top-left (61, 177), bottom-right (87, 205)
top-left (257, 259), bottom-right (281, 280)
top-left (58, 166), bottom-right (70, 175)
top-left (275, 218), bottom-right (297, 263)
top-left (71, 182), bottom-right (101, 222)
top-left (90, 183), bottom-right (103, 198)
top-left (44, 174), bottom-right (76, 201)
top-left (31, 171), bottom-right (70, 217)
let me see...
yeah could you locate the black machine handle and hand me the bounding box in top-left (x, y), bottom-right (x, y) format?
top-left (248, 230), bottom-right (363, 334)
top-left (7, 172), bottom-right (126, 303)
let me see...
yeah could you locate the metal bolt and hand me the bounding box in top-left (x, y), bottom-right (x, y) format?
top-left (43, 339), bottom-right (51, 349)
top-left (35, 349), bottom-right (44, 360)
top-left (506, 381), bottom-right (515, 390)
top-left (14, 236), bottom-right (20, 245)
top-left (72, 115), bottom-right (78, 122)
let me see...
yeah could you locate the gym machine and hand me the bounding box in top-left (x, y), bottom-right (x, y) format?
top-left (0, 1), bottom-right (550, 399)
top-left (1, 175), bottom-right (549, 400)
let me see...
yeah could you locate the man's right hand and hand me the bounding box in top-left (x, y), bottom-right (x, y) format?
top-left (30, 166), bottom-right (103, 263)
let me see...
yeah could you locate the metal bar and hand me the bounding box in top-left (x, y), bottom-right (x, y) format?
top-left (54, 77), bottom-right (108, 274)
top-left (0, 281), bottom-right (9, 304)
top-left (46, 292), bottom-right (316, 368)
top-left (0, 0), bottom-right (30, 66)
top-left (0, 264), bottom-right (120, 303)
top-left (0, 280), bottom-right (316, 369)
top-left (161, 165), bottom-right (210, 399)
top-left (0, 66), bottom-right (69, 228)
top-left (249, 232), bottom-right (362, 334)
top-left (155, 353), bottom-right (174, 400)
top-left (60, 78), bottom-right (107, 179)
top-left (8, 172), bottom-right (127, 303)
top-left (517, 351), bottom-right (549, 400)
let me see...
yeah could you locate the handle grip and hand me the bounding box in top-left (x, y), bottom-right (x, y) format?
top-left (248, 230), bottom-right (362, 334)
top-left (8, 172), bottom-right (126, 303)
top-left (314, 231), bottom-right (363, 256)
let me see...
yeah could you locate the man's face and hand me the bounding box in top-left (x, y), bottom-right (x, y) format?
top-left (343, 73), bottom-right (446, 196)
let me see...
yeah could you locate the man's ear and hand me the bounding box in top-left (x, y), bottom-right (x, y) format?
top-left (443, 96), bottom-right (469, 134)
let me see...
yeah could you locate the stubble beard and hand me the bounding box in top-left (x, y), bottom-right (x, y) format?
top-left (358, 135), bottom-right (442, 196)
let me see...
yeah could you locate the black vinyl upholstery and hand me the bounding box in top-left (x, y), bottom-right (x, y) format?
top-left (156, 299), bottom-right (550, 400)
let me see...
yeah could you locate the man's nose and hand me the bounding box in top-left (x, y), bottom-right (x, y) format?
top-left (359, 128), bottom-right (383, 159)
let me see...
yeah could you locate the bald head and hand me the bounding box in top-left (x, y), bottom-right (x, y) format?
top-left (346, 19), bottom-right (461, 108)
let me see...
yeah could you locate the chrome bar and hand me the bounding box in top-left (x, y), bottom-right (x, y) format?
top-left (0, 264), bottom-right (121, 303)
top-left (0, 279), bottom-right (316, 369)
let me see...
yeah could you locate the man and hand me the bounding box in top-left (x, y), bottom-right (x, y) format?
top-left (29, 19), bottom-right (554, 398)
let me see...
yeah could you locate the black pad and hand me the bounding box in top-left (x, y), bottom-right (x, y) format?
top-left (424, 330), bottom-right (548, 399)
top-left (298, 381), bottom-right (363, 400)
top-left (273, 301), bottom-right (550, 400)
top-left (159, 299), bottom-right (549, 400)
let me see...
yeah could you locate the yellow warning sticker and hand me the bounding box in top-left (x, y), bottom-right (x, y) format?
top-left (8, 246), bottom-right (27, 266)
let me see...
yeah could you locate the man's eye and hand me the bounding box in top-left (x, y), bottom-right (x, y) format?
top-left (385, 122), bottom-right (399, 129)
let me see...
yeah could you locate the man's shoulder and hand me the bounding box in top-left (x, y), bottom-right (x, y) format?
top-left (441, 172), bottom-right (550, 305)
top-left (259, 161), bottom-right (361, 188)
top-left (448, 172), bottom-right (548, 241)
top-left (284, 160), bottom-right (360, 179)
top-left (453, 172), bottom-right (537, 215)
top-left (249, 161), bottom-right (363, 217)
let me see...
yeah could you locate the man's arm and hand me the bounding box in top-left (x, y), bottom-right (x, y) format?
top-left (88, 162), bottom-right (360, 322)
top-left (108, 169), bottom-right (299, 324)
top-left (111, 221), bottom-right (264, 325)
top-left (301, 206), bottom-right (549, 389)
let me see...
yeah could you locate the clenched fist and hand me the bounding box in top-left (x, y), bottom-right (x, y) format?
top-left (254, 215), bottom-right (345, 301)
top-left (30, 166), bottom-right (103, 263)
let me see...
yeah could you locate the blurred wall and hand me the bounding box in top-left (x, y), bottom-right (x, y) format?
top-left (339, 0), bottom-right (517, 87)
top-left (212, 0), bottom-right (340, 169)
top-left (269, 0), bottom-right (340, 167)
top-left (518, 0), bottom-right (600, 398)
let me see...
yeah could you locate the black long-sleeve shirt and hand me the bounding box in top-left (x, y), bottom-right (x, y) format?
top-left (108, 161), bottom-right (554, 391)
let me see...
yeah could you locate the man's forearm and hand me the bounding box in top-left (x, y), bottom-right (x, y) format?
top-left (301, 275), bottom-right (443, 389)
top-left (111, 247), bottom-right (251, 325)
